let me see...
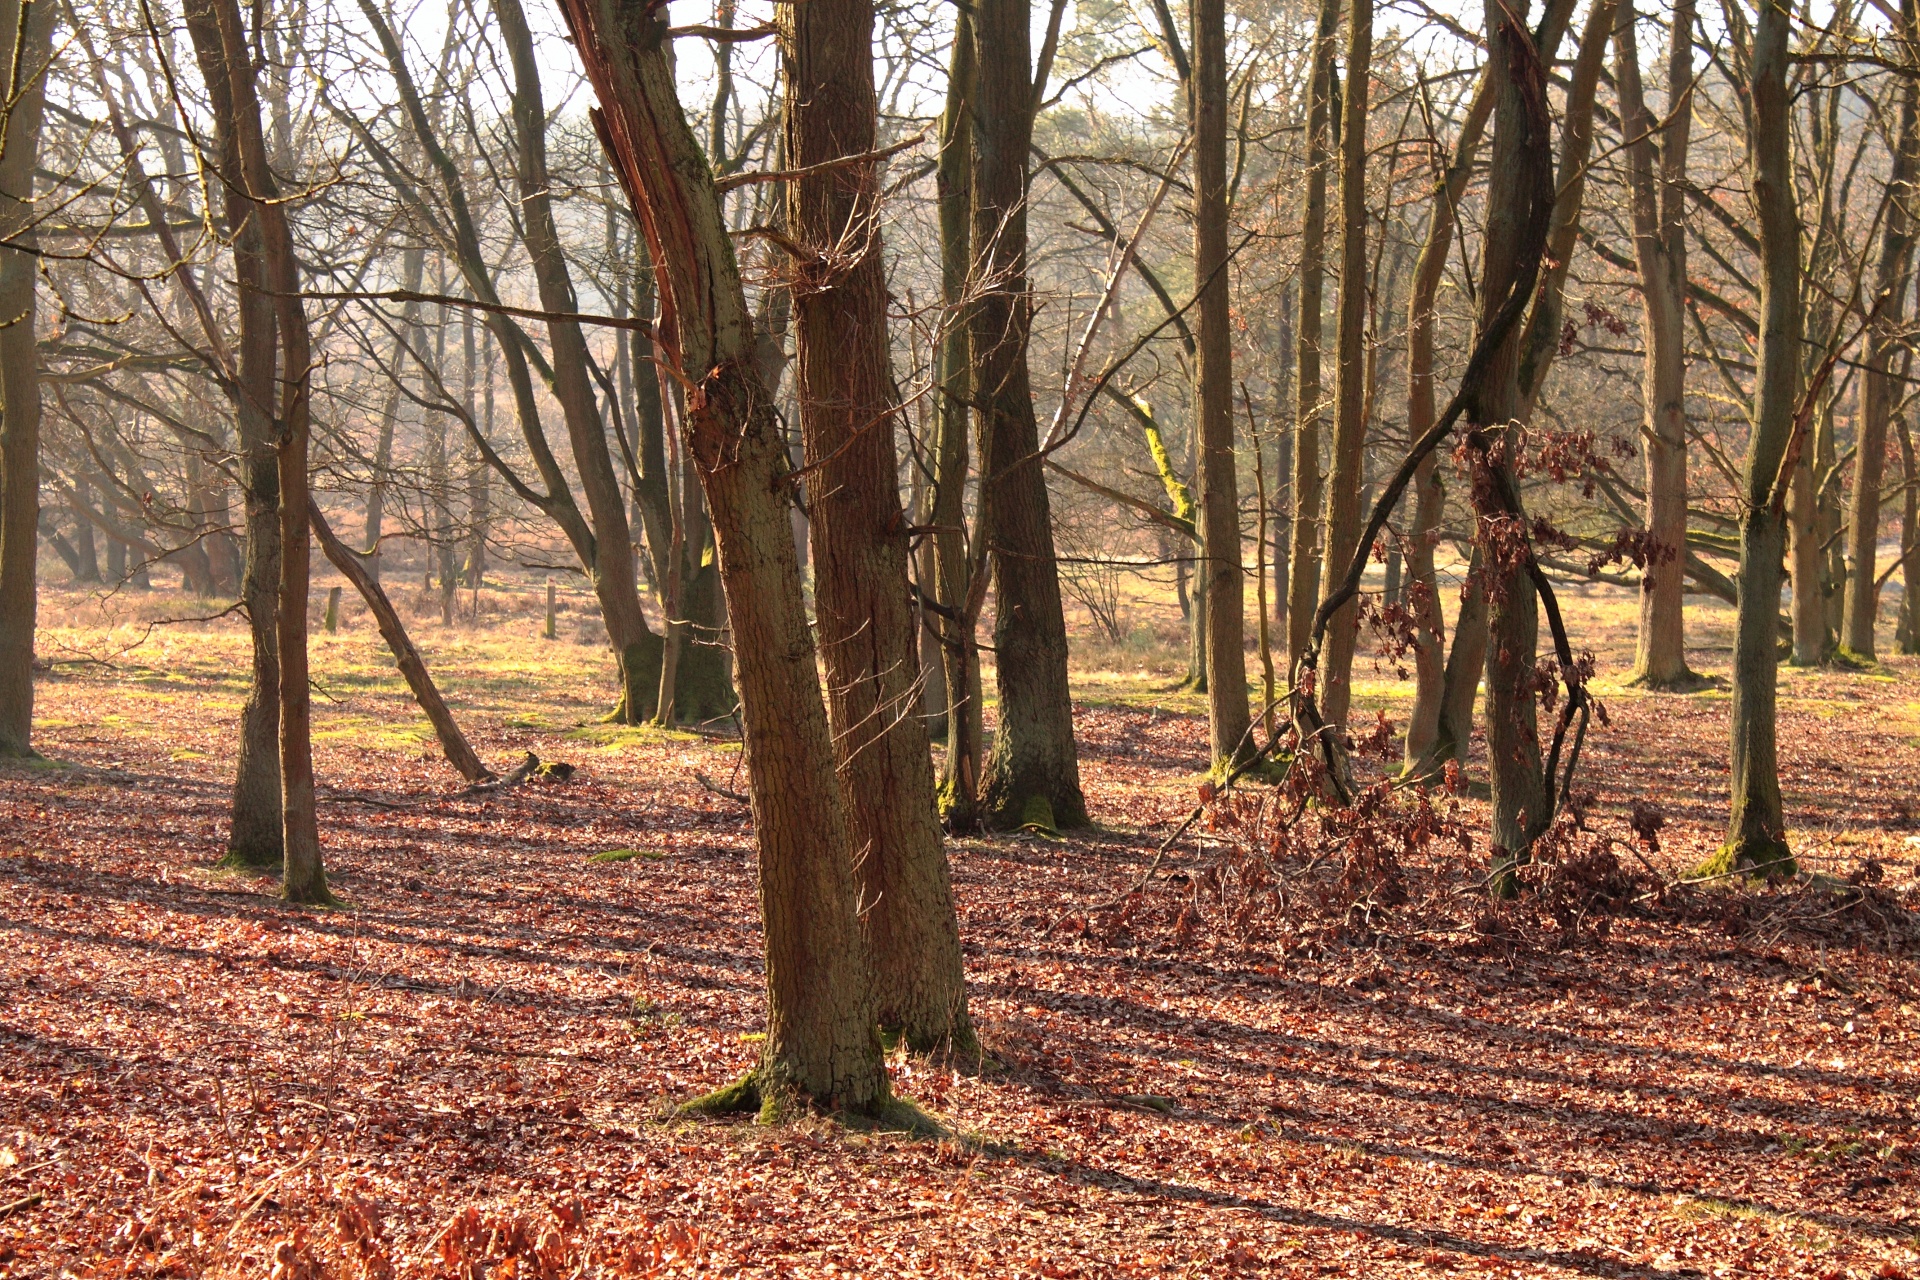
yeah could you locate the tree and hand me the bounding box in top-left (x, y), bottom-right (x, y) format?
top-left (970, 0), bottom-right (1087, 830)
top-left (0, 0), bottom-right (57, 759)
top-left (1710, 0), bottom-right (1799, 878)
top-left (781, 0), bottom-right (973, 1050)
top-left (560, 0), bottom-right (888, 1114)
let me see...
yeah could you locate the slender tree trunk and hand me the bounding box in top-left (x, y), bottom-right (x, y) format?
top-left (309, 499), bottom-right (492, 782)
top-left (73, 481), bottom-right (101, 583)
top-left (1714, 0), bottom-right (1798, 877)
top-left (364, 250), bottom-right (425, 583)
top-left (1618, 0), bottom-right (1700, 687)
top-left (562, 0), bottom-right (887, 1114)
top-left (1844, 0), bottom-right (1917, 658)
top-left (1898, 406), bottom-right (1920, 654)
top-left (1790, 447), bottom-right (1825, 665)
top-left (0, 0), bottom-right (54, 759)
top-left (1287, 0), bottom-right (1341, 675)
top-left (1189, 0), bottom-right (1250, 764)
top-left (972, 0), bottom-right (1086, 829)
top-left (783, 0), bottom-right (972, 1049)
top-left (1318, 0), bottom-right (1373, 732)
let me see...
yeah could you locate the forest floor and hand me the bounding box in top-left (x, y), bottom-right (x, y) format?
top-left (3, 578), bottom-right (1919, 1278)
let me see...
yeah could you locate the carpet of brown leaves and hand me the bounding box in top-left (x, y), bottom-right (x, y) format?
top-left (2, 589), bottom-right (1918, 1277)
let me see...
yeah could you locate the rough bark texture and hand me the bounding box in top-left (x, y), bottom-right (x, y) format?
top-left (1190, 0), bottom-right (1250, 764)
top-left (560, 0), bottom-right (886, 1113)
top-left (1617, 0), bottom-right (1700, 687)
top-left (0, 0), bottom-right (55, 758)
top-left (1286, 0), bottom-right (1341, 675)
top-left (1715, 0), bottom-right (1798, 877)
top-left (1843, 0), bottom-right (1917, 659)
top-left (781, 0), bottom-right (972, 1051)
top-left (1318, 0), bottom-right (1373, 733)
top-left (971, 0), bottom-right (1086, 830)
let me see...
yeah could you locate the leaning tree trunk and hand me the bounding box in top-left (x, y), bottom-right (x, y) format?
top-left (0, 0), bottom-right (54, 759)
top-left (1843, 0), bottom-right (1918, 659)
top-left (1618, 0), bottom-right (1701, 688)
top-left (971, 0), bottom-right (1086, 830)
top-left (1712, 0), bottom-right (1799, 878)
top-left (1286, 0), bottom-right (1341, 675)
top-left (561, 0), bottom-right (886, 1115)
top-left (1317, 0), bottom-right (1372, 733)
top-left (1191, 0), bottom-right (1250, 765)
top-left (782, 0), bottom-right (972, 1051)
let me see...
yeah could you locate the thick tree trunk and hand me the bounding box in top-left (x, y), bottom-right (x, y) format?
top-left (1617, 0), bottom-right (1700, 687)
top-left (971, 0), bottom-right (1086, 830)
top-left (1286, 0), bottom-right (1341, 675)
top-left (782, 0), bottom-right (972, 1050)
top-left (562, 0), bottom-right (886, 1114)
top-left (0, 0), bottom-right (54, 759)
top-left (1318, 0), bottom-right (1373, 732)
top-left (1714, 0), bottom-right (1798, 877)
top-left (1191, 0), bottom-right (1250, 764)
top-left (1843, 2), bottom-right (1917, 658)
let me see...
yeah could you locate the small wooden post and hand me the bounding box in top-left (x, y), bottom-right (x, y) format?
top-left (324, 585), bottom-right (342, 634)
top-left (544, 578), bottom-right (557, 640)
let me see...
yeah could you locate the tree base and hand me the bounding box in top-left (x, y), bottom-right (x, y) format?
top-left (677, 1071), bottom-right (941, 1134)
top-left (1829, 646), bottom-right (1875, 671)
top-left (1623, 665), bottom-right (1713, 693)
top-left (215, 846), bottom-right (282, 873)
top-left (1693, 838), bottom-right (1797, 882)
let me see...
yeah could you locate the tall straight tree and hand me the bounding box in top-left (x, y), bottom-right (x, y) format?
top-left (1617, 0), bottom-right (1701, 688)
top-left (1287, 0), bottom-right (1341, 673)
top-left (0, 0), bottom-right (55, 759)
top-left (1191, 0), bottom-right (1250, 764)
top-left (559, 0), bottom-right (888, 1114)
top-left (970, 0), bottom-right (1087, 829)
top-left (1842, 0), bottom-right (1919, 660)
top-left (1318, 0), bottom-right (1374, 731)
top-left (186, 0), bottom-right (331, 902)
top-left (781, 0), bottom-right (973, 1050)
top-left (1713, 0), bottom-right (1799, 877)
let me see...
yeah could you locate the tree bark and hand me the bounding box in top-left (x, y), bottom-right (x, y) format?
top-left (1617, 0), bottom-right (1701, 687)
top-left (0, 0), bottom-right (54, 759)
top-left (1318, 0), bottom-right (1373, 733)
top-left (971, 0), bottom-right (1086, 830)
top-left (561, 0), bottom-right (887, 1114)
top-left (1287, 0), bottom-right (1341, 675)
top-left (1715, 0), bottom-right (1798, 877)
top-left (1190, 0), bottom-right (1250, 764)
top-left (1843, 0), bottom-right (1918, 659)
top-left (782, 0), bottom-right (973, 1050)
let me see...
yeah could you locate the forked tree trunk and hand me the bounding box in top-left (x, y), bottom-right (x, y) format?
top-left (0, 0), bottom-right (54, 759)
top-left (971, 0), bottom-right (1086, 830)
top-left (1713, 0), bottom-right (1799, 878)
top-left (1286, 0), bottom-right (1341, 675)
top-left (1617, 0), bottom-right (1700, 687)
top-left (1843, 0), bottom-right (1918, 659)
top-left (1317, 0), bottom-right (1372, 733)
top-left (193, 0), bottom-right (331, 902)
top-left (1191, 0), bottom-right (1250, 765)
top-left (783, 0), bottom-right (972, 1050)
top-left (561, 0), bottom-right (886, 1114)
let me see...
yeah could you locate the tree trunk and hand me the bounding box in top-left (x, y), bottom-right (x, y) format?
top-left (1191, 0), bottom-right (1250, 765)
top-left (1286, 0), bottom-right (1341, 675)
top-left (1617, 0), bottom-right (1700, 687)
top-left (1789, 447), bottom-right (1825, 665)
top-left (1899, 407), bottom-right (1920, 654)
top-left (1844, 1), bottom-right (1917, 659)
top-left (562, 0), bottom-right (887, 1114)
top-left (309, 499), bottom-right (493, 782)
top-left (0, 0), bottom-right (54, 759)
top-left (783, 0), bottom-right (972, 1050)
top-left (1318, 0), bottom-right (1372, 733)
top-left (971, 0), bottom-right (1086, 830)
top-left (1713, 0), bottom-right (1798, 878)
top-left (363, 249), bottom-right (425, 584)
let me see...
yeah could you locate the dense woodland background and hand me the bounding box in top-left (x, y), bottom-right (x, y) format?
top-left (2, 0), bottom-right (1920, 1273)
